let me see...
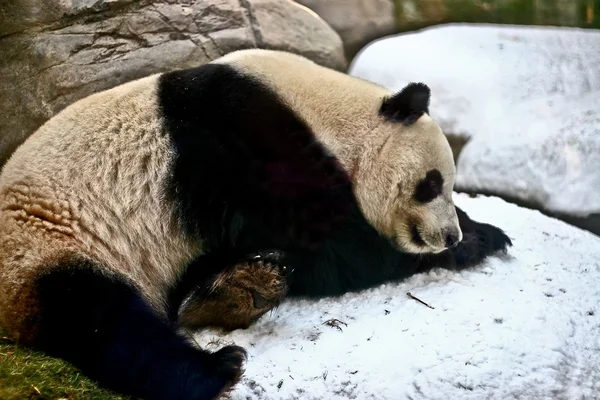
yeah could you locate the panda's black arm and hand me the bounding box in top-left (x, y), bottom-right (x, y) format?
top-left (228, 204), bottom-right (421, 297)
top-left (264, 205), bottom-right (512, 298)
top-left (171, 204), bottom-right (513, 302)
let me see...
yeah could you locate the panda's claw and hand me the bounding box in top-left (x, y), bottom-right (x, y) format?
top-left (281, 265), bottom-right (294, 277)
top-left (245, 250), bottom-right (285, 266)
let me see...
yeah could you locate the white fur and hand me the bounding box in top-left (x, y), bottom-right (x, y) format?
top-left (0, 75), bottom-right (201, 338)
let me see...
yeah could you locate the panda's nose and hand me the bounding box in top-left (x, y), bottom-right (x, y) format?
top-left (443, 229), bottom-right (461, 248)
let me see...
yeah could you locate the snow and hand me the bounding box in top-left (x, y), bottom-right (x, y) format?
top-left (456, 91), bottom-right (600, 217)
top-left (348, 24), bottom-right (600, 217)
top-left (194, 194), bottom-right (600, 400)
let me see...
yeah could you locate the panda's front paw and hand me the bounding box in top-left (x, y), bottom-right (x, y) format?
top-left (450, 206), bottom-right (512, 267)
top-left (471, 222), bottom-right (512, 255)
top-left (486, 225), bottom-right (512, 253)
top-left (452, 223), bottom-right (512, 267)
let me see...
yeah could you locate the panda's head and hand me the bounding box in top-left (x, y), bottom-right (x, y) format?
top-left (355, 82), bottom-right (462, 254)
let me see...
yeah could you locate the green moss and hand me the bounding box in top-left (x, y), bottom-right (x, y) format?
top-left (0, 330), bottom-right (126, 400)
top-left (579, 0), bottom-right (600, 29)
top-left (393, 0), bottom-right (600, 32)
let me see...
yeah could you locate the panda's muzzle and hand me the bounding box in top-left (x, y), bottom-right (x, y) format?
top-left (442, 227), bottom-right (461, 248)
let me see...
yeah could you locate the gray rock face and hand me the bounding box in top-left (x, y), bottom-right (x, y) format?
top-left (296, 0), bottom-right (396, 59)
top-left (0, 0), bottom-right (346, 166)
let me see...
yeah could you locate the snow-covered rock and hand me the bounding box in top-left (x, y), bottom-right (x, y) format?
top-left (458, 90), bottom-right (600, 218)
top-left (348, 24), bottom-right (600, 220)
top-left (194, 194), bottom-right (600, 400)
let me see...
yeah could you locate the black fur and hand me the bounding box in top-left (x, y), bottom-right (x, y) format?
top-left (446, 207), bottom-right (513, 267)
top-left (414, 169), bottom-right (444, 203)
top-left (158, 63), bottom-right (354, 251)
top-left (287, 205), bottom-right (512, 297)
top-left (202, 202), bottom-right (512, 298)
top-left (34, 256), bottom-right (246, 400)
top-left (379, 82), bottom-right (431, 125)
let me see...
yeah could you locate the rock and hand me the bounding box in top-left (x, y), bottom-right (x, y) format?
top-left (0, 0), bottom-right (140, 37)
top-left (456, 90), bottom-right (600, 235)
top-left (296, 0), bottom-right (396, 59)
top-left (250, 0), bottom-right (346, 69)
top-left (348, 24), bottom-right (600, 235)
top-left (0, 0), bottom-right (346, 166)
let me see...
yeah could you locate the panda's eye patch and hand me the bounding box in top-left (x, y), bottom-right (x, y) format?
top-left (414, 169), bottom-right (443, 203)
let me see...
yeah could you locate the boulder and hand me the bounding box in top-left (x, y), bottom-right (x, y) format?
top-left (296, 0), bottom-right (396, 59)
top-left (0, 0), bottom-right (346, 166)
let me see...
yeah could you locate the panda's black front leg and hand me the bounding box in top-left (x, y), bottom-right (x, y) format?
top-left (447, 206), bottom-right (513, 268)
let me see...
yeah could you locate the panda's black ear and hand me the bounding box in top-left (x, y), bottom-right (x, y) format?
top-left (379, 82), bottom-right (430, 125)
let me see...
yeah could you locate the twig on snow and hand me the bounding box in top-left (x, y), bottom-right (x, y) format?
top-left (407, 292), bottom-right (435, 309)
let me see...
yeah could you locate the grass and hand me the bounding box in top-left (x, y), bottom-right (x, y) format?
top-left (0, 330), bottom-right (126, 400)
top-left (392, 0), bottom-right (600, 32)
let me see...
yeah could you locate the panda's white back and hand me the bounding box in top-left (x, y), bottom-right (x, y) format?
top-left (0, 74), bottom-right (201, 318)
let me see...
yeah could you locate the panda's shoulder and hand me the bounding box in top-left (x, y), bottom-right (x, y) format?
top-left (155, 53), bottom-right (306, 143)
top-left (156, 56), bottom-right (280, 120)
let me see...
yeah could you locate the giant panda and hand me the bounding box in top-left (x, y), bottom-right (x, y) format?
top-left (0, 48), bottom-right (510, 400)
top-left (170, 52), bottom-right (512, 330)
top-left (165, 51), bottom-right (512, 332)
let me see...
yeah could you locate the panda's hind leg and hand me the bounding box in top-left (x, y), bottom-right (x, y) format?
top-left (178, 252), bottom-right (289, 331)
top-left (20, 254), bottom-right (246, 400)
